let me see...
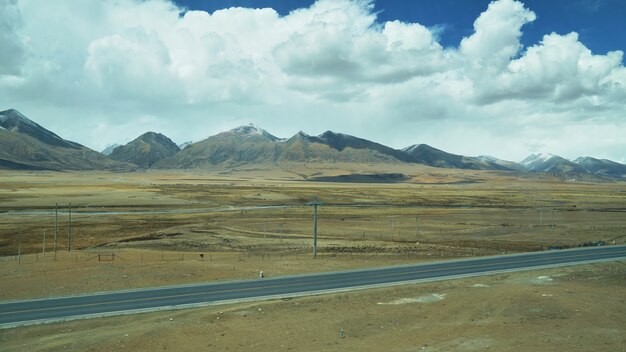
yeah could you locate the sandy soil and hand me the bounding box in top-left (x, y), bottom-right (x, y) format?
top-left (1, 261), bottom-right (624, 352)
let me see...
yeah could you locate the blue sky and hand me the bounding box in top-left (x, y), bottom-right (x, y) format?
top-left (176, 0), bottom-right (626, 55)
top-left (2, 0), bottom-right (625, 162)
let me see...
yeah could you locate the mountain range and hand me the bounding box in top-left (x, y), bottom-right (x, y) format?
top-left (1, 109), bottom-right (624, 179)
top-left (0, 109), bottom-right (132, 171)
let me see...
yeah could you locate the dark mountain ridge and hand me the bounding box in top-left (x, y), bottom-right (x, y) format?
top-left (574, 156), bottom-right (626, 179)
top-left (109, 132), bottom-right (180, 168)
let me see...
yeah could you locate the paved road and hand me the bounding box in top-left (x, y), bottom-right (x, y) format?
top-left (1, 245), bottom-right (625, 328)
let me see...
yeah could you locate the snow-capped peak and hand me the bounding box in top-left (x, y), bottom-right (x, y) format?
top-left (231, 123), bottom-right (264, 136)
top-left (227, 124), bottom-right (279, 141)
top-left (178, 141), bottom-right (193, 149)
top-left (402, 144), bottom-right (424, 154)
top-left (521, 153), bottom-right (556, 166)
top-left (477, 155), bottom-right (498, 162)
top-left (0, 109), bottom-right (37, 128)
top-left (101, 143), bottom-right (121, 155)
top-left (535, 153), bottom-right (555, 162)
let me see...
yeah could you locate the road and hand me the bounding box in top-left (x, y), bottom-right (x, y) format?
top-left (1, 245), bottom-right (625, 328)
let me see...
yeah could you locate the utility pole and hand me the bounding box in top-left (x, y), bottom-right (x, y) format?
top-left (43, 229), bottom-right (47, 255)
top-left (67, 202), bottom-right (71, 252)
top-left (280, 222), bottom-right (284, 245)
top-left (54, 203), bottom-right (58, 255)
top-left (307, 199), bottom-right (324, 259)
top-left (415, 217), bottom-right (419, 238)
top-left (540, 208), bottom-right (543, 226)
top-left (17, 230), bottom-right (22, 264)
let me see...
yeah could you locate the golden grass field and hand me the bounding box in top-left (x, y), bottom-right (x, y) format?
top-left (1, 163), bottom-right (624, 258)
top-left (0, 163), bottom-right (625, 351)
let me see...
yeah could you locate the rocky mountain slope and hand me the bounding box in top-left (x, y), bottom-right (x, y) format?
top-left (574, 156), bottom-right (626, 179)
top-left (109, 132), bottom-right (180, 168)
top-left (402, 144), bottom-right (511, 170)
top-left (521, 153), bottom-right (587, 174)
top-left (0, 109), bottom-right (132, 171)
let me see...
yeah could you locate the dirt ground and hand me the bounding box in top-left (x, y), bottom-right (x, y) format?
top-left (0, 248), bottom-right (449, 301)
top-left (1, 167), bottom-right (625, 351)
top-left (1, 261), bottom-right (624, 352)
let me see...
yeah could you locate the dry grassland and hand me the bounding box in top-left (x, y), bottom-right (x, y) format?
top-left (1, 164), bottom-right (625, 351)
top-left (1, 164), bottom-right (624, 259)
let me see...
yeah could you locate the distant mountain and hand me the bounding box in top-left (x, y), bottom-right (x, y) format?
top-left (521, 153), bottom-right (587, 174)
top-left (0, 109), bottom-right (133, 171)
top-left (0, 109), bottom-right (82, 149)
top-left (477, 155), bottom-right (527, 171)
top-left (281, 130), bottom-right (413, 162)
top-left (402, 144), bottom-right (511, 170)
top-left (109, 132), bottom-right (180, 168)
top-left (155, 124), bottom-right (280, 168)
top-left (574, 156), bottom-right (626, 179)
top-left (155, 125), bottom-right (408, 168)
top-left (178, 141), bottom-right (193, 150)
top-left (101, 143), bottom-right (121, 156)
top-left (4, 111), bottom-right (623, 179)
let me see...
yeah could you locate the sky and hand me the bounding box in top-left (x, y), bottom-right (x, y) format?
top-left (1, 0), bottom-right (625, 163)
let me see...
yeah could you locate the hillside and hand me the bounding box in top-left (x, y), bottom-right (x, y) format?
top-left (109, 132), bottom-right (180, 168)
top-left (521, 153), bottom-right (587, 174)
top-left (403, 144), bottom-right (511, 170)
top-left (0, 109), bottom-right (133, 171)
top-left (574, 156), bottom-right (626, 179)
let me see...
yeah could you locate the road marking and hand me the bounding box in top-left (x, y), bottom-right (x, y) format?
top-left (2, 248), bottom-right (624, 319)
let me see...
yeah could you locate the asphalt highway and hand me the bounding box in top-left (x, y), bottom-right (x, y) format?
top-left (1, 245), bottom-right (625, 328)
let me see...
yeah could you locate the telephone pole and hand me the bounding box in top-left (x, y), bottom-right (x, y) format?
top-left (67, 202), bottom-right (71, 252)
top-left (42, 229), bottom-right (47, 255)
top-left (415, 217), bottom-right (419, 238)
top-left (307, 199), bottom-right (324, 259)
top-left (54, 203), bottom-right (58, 255)
top-left (17, 230), bottom-right (22, 264)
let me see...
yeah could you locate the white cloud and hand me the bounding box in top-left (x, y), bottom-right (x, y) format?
top-left (0, 0), bottom-right (25, 75)
top-left (0, 0), bottom-right (624, 163)
top-left (478, 32), bottom-right (625, 104)
top-left (460, 0), bottom-right (536, 71)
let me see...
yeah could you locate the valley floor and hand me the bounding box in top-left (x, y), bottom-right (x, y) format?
top-left (0, 165), bottom-right (625, 350)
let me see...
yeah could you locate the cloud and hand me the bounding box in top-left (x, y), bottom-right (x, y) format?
top-left (460, 0), bottom-right (536, 71)
top-left (0, 0), bottom-right (624, 162)
top-left (0, 0), bottom-right (25, 75)
top-left (274, 1), bottom-right (446, 92)
top-left (475, 32), bottom-right (624, 105)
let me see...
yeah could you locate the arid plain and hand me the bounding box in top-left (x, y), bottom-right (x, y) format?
top-left (1, 163), bottom-right (625, 351)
